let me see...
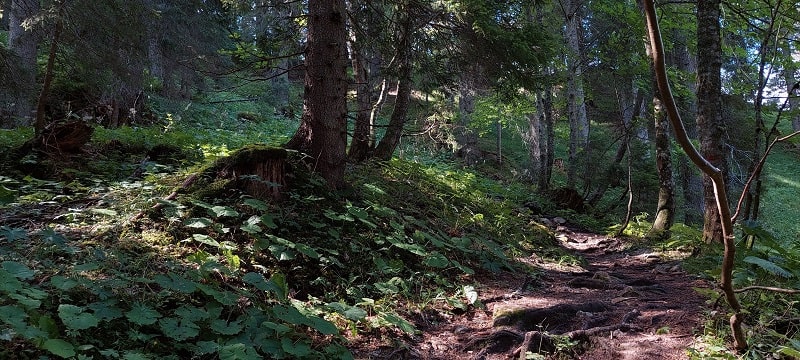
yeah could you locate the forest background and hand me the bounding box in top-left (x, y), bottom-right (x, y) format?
top-left (0, 0), bottom-right (799, 359)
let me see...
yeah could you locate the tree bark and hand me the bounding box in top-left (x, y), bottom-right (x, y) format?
top-left (292, 0), bottom-right (348, 189)
top-left (651, 93), bottom-right (675, 234)
top-left (696, 0), bottom-right (727, 244)
top-left (645, 27), bottom-right (675, 234)
top-left (373, 5), bottom-right (412, 161)
top-left (538, 87), bottom-right (555, 192)
top-left (34, 3), bottom-right (64, 136)
top-left (347, 7), bottom-right (374, 162)
top-left (7, 0), bottom-right (40, 125)
top-left (561, 0), bottom-right (589, 188)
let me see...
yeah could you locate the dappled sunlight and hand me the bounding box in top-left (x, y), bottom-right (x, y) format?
top-left (769, 174), bottom-right (800, 189)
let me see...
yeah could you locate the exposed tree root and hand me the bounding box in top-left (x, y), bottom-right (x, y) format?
top-left (464, 306), bottom-right (641, 359)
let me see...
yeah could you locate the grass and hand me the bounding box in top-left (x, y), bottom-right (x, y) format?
top-left (759, 144), bottom-right (800, 244)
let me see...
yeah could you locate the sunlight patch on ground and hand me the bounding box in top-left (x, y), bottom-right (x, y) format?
top-left (769, 174), bottom-right (800, 189)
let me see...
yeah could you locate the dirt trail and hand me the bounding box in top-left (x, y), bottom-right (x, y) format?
top-left (354, 227), bottom-right (710, 359)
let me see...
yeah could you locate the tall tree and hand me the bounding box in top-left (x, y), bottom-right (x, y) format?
top-left (559, 0), bottom-right (589, 188)
top-left (696, 0), bottom-right (727, 244)
top-left (286, 0), bottom-right (349, 188)
top-left (372, 1), bottom-right (413, 160)
top-left (6, 0), bottom-right (40, 125)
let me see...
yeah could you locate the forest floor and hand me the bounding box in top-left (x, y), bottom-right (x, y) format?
top-left (351, 225), bottom-right (711, 359)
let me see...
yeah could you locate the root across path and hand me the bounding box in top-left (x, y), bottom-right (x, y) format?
top-left (353, 227), bottom-right (710, 359)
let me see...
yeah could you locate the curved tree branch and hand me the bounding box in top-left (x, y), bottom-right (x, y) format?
top-left (642, 0), bottom-right (746, 351)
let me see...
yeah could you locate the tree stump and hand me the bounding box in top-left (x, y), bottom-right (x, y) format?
top-left (17, 120), bottom-right (94, 156)
top-left (202, 145), bottom-right (288, 201)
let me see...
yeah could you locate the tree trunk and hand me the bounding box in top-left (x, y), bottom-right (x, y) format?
top-left (651, 93), bottom-right (675, 234)
top-left (527, 109), bottom-right (542, 184)
top-left (373, 6), bottom-right (412, 161)
top-left (347, 20), bottom-right (374, 162)
top-left (34, 4), bottom-right (64, 136)
top-left (7, 0), bottom-right (40, 125)
top-left (696, 0), bottom-right (727, 244)
top-left (296, 0), bottom-right (349, 189)
top-left (538, 87), bottom-right (555, 192)
top-left (455, 65), bottom-right (483, 165)
top-left (561, 0), bottom-right (589, 188)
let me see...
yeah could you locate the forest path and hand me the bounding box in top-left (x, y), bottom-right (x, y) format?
top-left (355, 226), bottom-right (711, 359)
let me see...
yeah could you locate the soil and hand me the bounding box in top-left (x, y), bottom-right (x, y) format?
top-left (350, 226), bottom-right (710, 359)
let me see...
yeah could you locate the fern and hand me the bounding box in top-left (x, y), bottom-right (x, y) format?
top-left (743, 256), bottom-right (793, 278)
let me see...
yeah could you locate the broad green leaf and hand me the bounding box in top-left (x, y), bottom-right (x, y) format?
top-left (211, 205), bottom-right (239, 218)
top-left (90, 208), bottom-right (118, 216)
top-left (210, 319), bottom-right (243, 335)
top-left (242, 198), bottom-right (269, 211)
top-left (219, 343), bottom-right (259, 360)
top-left (306, 315), bottom-right (338, 335)
top-left (87, 301), bottom-right (123, 321)
top-left (240, 221), bottom-right (262, 235)
top-left (58, 304), bottom-right (99, 330)
top-left (423, 252), bottom-right (450, 268)
top-left (392, 242), bottom-right (428, 256)
top-left (39, 228), bottom-right (68, 246)
top-left (9, 293), bottom-right (42, 309)
top-left (242, 272), bottom-right (284, 299)
top-left (743, 256), bottom-right (793, 278)
top-left (159, 317), bottom-right (200, 341)
top-left (196, 284), bottom-right (238, 306)
top-left (272, 304), bottom-right (306, 325)
top-left (0, 305), bottom-right (28, 329)
top-left (43, 339), bottom-right (76, 358)
top-left (38, 316), bottom-right (59, 338)
top-left (260, 214), bottom-right (278, 229)
top-left (294, 243), bottom-right (320, 259)
top-left (281, 337), bottom-right (312, 357)
top-left (0, 226), bottom-right (27, 242)
top-left (174, 305), bottom-right (211, 323)
top-left (193, 341), bottom-right (219, 355)
top-left (261, 321), bottom-right (291, 335)
top-left (51, 275), bottom-right (79, 291)
top-left (0, 186), bottom-right (17, 205)
top-left (154, 272), bottom-right (198, 293)
top-left (270, 273), bottom-right (288, 300)
top-left (380, 313), bottom-right (417, 334)
top-left (2, 261), bottom-right (34, 280)
top-left (126, 303), bottom-right (161, 325)
top-left (122, 352), bottom-right (150, 360)
top-left (0, 269), bottom-right (23, 293)
top-left (191, 234), bottom-right (221, 248)
top-left (184, 218), bottom-right (212, 228)
top-left (343, 306), bottom-right (367, 321)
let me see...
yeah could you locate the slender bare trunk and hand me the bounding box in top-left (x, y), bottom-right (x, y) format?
top-left (8, 0), bottom-right (40, 125)
top-left (34, 4), bottom-right (64, 135)
top-left (561, 0), bottom-right (589, 188)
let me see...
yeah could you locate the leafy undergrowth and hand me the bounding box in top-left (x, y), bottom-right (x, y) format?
top-left (0, 129), bottom-right (559, 359)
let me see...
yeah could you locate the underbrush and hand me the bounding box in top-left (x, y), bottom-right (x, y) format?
top-left (0, 126), bottom-right (558, 359)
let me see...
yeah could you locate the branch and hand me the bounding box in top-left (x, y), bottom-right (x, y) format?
top-left (643, 0), bottom-right (746, 351)
top-left (731, 130), bottom-right (800, 222)
top-left (735, 286), bottom-right (800, 294)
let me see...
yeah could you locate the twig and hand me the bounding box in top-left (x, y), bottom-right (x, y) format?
top-left (734, 285), bottom-right (800, 294)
